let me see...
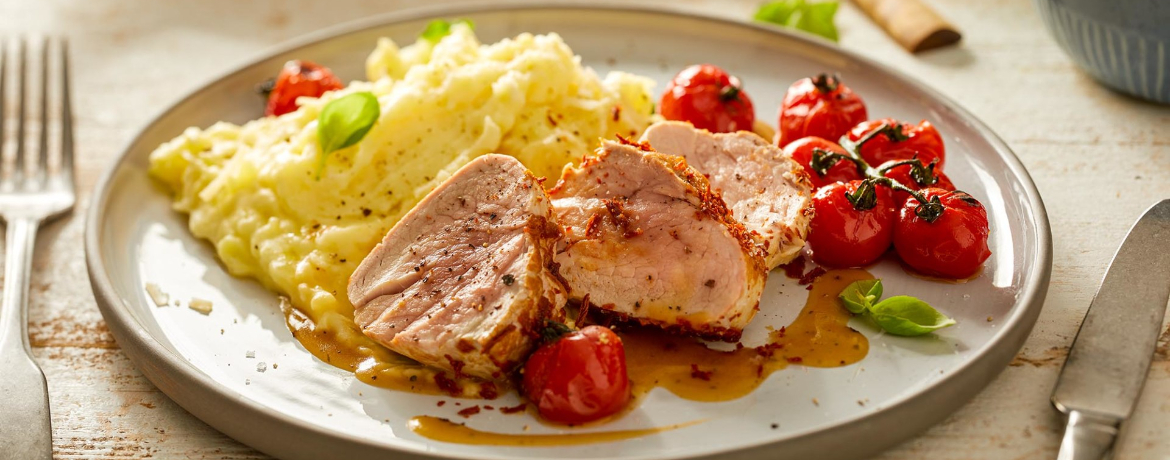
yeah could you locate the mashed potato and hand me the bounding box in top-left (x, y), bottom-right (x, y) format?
top-left (148, 24), bottom-right (657, 391)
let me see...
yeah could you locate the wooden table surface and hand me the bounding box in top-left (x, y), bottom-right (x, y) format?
top-left (2, 0), bottom-right (1168, 458)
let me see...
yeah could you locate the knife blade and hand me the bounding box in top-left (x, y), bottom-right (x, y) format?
top-left (1052, 199), bottom-right (1170, 460)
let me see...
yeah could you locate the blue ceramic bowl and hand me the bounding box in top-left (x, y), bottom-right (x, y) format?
top-left (1035, 0), bottom-right (1170, 104)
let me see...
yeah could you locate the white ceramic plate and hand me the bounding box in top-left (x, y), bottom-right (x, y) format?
top-left (86, 4), bottom-right (1052, 460)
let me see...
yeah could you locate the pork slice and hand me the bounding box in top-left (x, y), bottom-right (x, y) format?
top-left (549, 139), bottom-right (767, 342)
top-left (640, 121), bottom-right (813, 268)
top-left (347, 154), bottom-right (566, 380)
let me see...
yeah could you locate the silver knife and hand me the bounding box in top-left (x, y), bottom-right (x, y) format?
top-left (1052, 199), bottom-right (1170, 460)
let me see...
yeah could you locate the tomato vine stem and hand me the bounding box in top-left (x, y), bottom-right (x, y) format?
top-left (802, 126), bottom-right (943, 221)
top-left (811, 73), bottom-right (840, 93)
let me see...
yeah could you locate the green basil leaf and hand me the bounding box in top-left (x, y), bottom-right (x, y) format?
top-left (317, 92), bottom-right (379, 174)
top-left (753, 0), bottom-right (840, 42)
top-left (869, 295), bottom-right (956, 336)
top-left (420, 19), bottom-right (475, 43)
top-left (838, 279), bottom-right (882, 314)
top-left (753, 0), bottom-right (799, 24)
top-left (796, 1), bottom-right (839, 42)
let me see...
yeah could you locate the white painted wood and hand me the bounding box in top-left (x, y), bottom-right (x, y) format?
top-left (1, 0), bottom-right (1167, 458)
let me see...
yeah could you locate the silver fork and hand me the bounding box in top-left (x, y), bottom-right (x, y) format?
top-left (0, 37), bottom-right (73, 460)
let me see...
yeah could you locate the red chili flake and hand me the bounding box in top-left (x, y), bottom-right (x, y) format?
top-left (755, 342), bottom-right (782, 358)
top-left (575, 293), bottom-right (592, 326)
top-left (690, 364), bottom-right (713, 381)
top-left (584, 213), bottom-right (603, 238)
top-left (603, 199), bottom-right (643, 238)
top-left (500, 403), bottom-right (527, 414)
top-left (779, 255), bottom-right (806, 280)
top-left (436, 401), bottom-right (446, 407)
top-left (799, 267), bottom-right (826, 286)
top-left (478, 382), bottom-right (499, 400)
top-left (433, 372), bottom-right (461, 397)
top-left (457, 406), bottom-right (481, 418)
top-left (483, 405), bottom-right (495, 410)
top-left (787, 357), bottom-right (804, 363)
top-left (445, 355), bottom-right (468, 379)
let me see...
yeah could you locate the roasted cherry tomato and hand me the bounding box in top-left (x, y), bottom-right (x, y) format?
top-left (778, 74), bottom-right (867, 147)
top-left (879, 159), bottom-right (956, 204)
top-left (894, 188), bottom-right (991, 279)
top-left (660, 64), bottom-right (755, 133)
top-left (783, 136), bottom-right (863, 188)
top-left (264, 60), bottom-right (344, 117)
top-left (522, 325), bottom-right (630, 425)
top-left (807, 180), bottom-right (897, 268)
top-left (846, 118), bottom-right (945, 169)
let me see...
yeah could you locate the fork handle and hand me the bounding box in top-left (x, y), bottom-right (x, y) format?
top-left (1, 218), bottom-right (39, 350)
top-left (0, 217), bottom-right (52, 460)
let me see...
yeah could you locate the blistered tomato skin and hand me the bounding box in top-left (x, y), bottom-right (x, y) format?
top-left (522, 325), bottom-right (631, 425)
top-left (880, 161), bottom-right (956, 204)
top-left (783, 136), bottom-right (863, 188)
top-left (778, 74), bottom-right (867, 147)
top-left (807, 180), bottom-right (898, 268)
top-left (265, 60), bottom-right (345, 117)
top-left (660, 64), bottom-right (755, 133)
top-left (894, 188), bottom-right (991, 279)
top-left (847, 118), bottom-right (945, 169)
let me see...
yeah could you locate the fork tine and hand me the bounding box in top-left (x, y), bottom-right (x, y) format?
top-left (59, 38), bottom-right (73, 185)
top-left (14, 38), bottom-right (27, 183)
top-left (0, 39), bottom-right (7, 175)
top-left (36, 37), bottom-right (50, 184)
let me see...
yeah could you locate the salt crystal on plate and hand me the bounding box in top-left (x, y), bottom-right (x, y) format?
top-left (246, 351), bottom-right (255, 359)
top-left (257, 362), bottom-right (267, 373)
top-left (188, 298), bottom-right (213, 315)
top-left (144, 283), bottom-right (169, 307)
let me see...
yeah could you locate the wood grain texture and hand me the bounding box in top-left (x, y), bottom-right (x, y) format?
top-left (0, 0), bottom-right (1167, 458)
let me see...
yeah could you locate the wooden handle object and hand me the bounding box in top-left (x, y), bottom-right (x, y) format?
top-left (853, 0), bottom-right (961, 53)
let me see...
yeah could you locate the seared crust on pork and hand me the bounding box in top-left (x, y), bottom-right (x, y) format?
top-left (348, 154), bottom-right (567, 379)
top-left (641, 121), bottom-right (812, 268)
top-left (549, 139), bottom-right (767, 341)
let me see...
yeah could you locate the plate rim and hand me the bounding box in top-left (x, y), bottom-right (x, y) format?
top-left (84, 3), bottom-right (1054, 460)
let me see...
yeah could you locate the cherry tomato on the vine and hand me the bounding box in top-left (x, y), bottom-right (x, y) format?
top-left (846, 118), bottom-right (945, 169)
top-left (522, 325), bottom-right (630, 425)
top-left (778, 74), bottom-right (868, 147)
top-left (879, 159), bottom-right (956, 204)
top-left (807, 180), bottom-right (897, 268)
top-left (264, 60), bottom-right (344, 117)
top-left (784, 136), bottom-right (863, 188)
top-left (894, 188), bottom-right (991, 279)
top-left (660, 64), bottom-right (755, 133)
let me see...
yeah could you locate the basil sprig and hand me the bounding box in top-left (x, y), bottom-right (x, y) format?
top-left (753, 0), bottom-right (840, 42)
top-left (316, 91), bottom-right (379, 176)
top-left (420, 19), bottom-right (475, 43)
top-left (838, 279), bottom-right (956, 336)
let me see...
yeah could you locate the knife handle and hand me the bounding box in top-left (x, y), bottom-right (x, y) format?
top-left (1057, 410), bottom-right (1121, 460)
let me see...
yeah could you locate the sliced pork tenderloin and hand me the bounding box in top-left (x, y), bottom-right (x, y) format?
top-left (348, 154), bottom-right (567, 380)
top-left (549, 139), bottom-right (767, 342)
top-left (640, 121), bottom-right (813, 268)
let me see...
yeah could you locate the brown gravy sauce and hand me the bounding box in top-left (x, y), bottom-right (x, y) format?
top-left (621, 269), bottom-right (871, 402)
top-left (282, 270), bottom-right (872, 444)
top-left (408, 416), bottom-right (703, 446)
top-left (281, 301), bottom-right (499, 398)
